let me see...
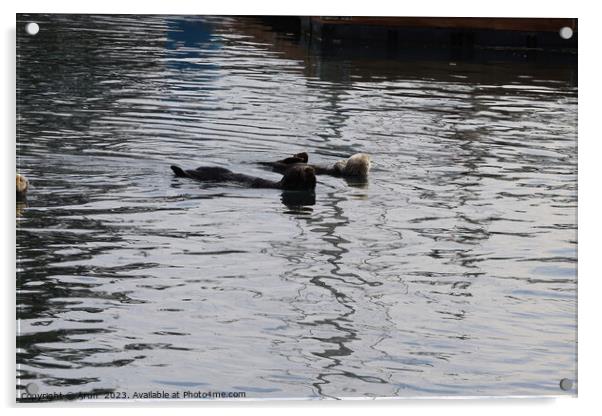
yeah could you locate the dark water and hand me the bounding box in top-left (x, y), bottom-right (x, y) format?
top-left (16, 15), bottom-right (577, 400)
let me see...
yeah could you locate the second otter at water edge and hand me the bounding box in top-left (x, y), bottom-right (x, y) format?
top-left (17, 173), bottom-right (29, 201)
top-left (170, 164), bottom-right (316, 191)
top-left (260, 152), bottom-right (372, 178)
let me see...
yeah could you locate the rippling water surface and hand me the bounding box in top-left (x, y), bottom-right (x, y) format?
top-left (16, 15), bottom-right (577, 399)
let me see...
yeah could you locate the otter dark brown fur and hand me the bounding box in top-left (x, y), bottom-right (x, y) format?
top-left (171, 164), bottom-right (316, 191)
top-left (259, 152), bottom-right (308, 174)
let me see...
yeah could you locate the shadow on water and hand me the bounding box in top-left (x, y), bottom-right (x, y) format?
top-left (281, 190), bottom-right (316, 208)
top-left (233, 16), bottom-right (577, 87)
top-left (271, 187), bottom-right (392, 397)
top-left (303, 192), bottom-right (388, 398)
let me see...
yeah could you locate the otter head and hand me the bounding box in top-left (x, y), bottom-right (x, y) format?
top-left (280, 165), bottom-right (316, 191)
top-left (292, 152), bottom-right (309, 163)
top-left (335, 153), bottom-right (371, 177)
top-left (16, 174), bottom-right (29, 195)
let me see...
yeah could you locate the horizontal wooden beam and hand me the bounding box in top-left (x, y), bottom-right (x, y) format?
top-left (310, 17), bottom-right (577, 33)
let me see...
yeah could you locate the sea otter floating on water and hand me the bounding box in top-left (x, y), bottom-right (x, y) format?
top-left (16, 174), bottom-right (29, 199)
top-left (260, 152), bottom-right (371, 178)
top-left (170, 164), bottom-right (316, 191)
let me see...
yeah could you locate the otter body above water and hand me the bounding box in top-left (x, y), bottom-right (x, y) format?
top-left (261, 152), bottom-right (371, 178)
top-left (16, 174), bottom-right (28, 199)
top-left (171, 164), bottom-right (316, 191)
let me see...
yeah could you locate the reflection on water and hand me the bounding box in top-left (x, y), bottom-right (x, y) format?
top-left (16, 14), bottom-right (577, 399)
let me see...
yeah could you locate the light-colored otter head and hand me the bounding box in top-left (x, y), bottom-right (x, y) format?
top-left (334, 153), bottom-right (371, 177)
top-left (16, 174), bottom-right (29, 195)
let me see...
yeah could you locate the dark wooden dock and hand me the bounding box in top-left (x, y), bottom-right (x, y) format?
top-left (299, 17), bottom-right (577, 52)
